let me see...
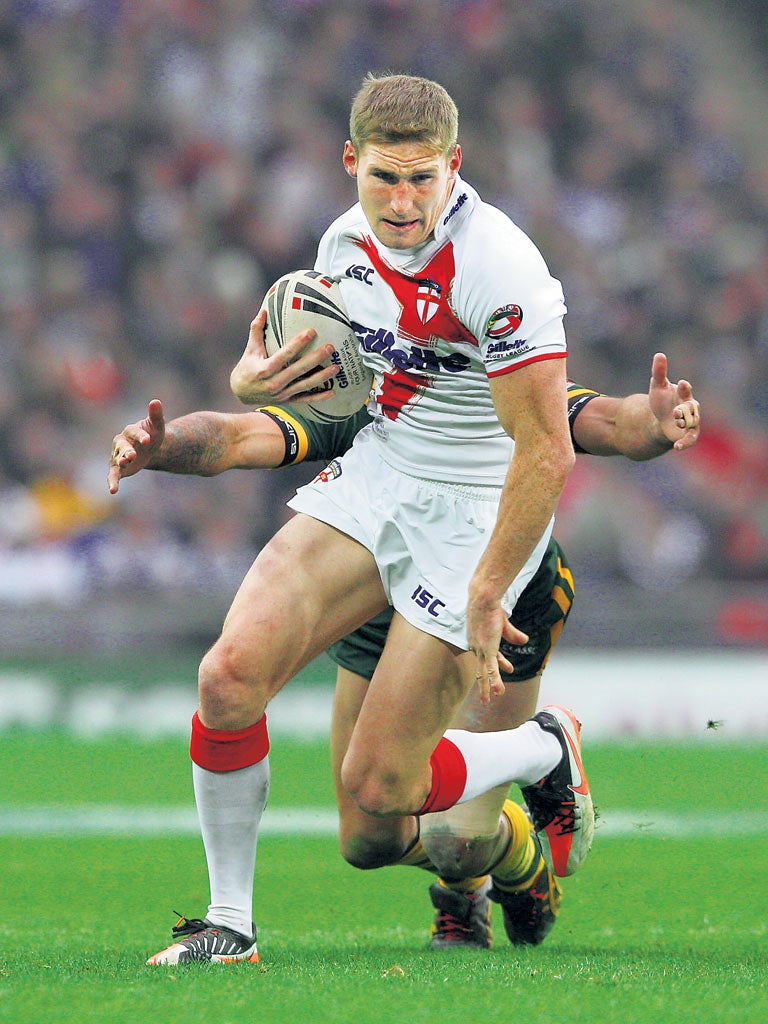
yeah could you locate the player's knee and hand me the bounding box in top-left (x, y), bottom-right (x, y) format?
top-left (341, 759), bottom-right (412, 818)
top-left (198, 640), bottom-right (267, 728)
top-left (338, 831), bottom-right (405, 870)
top-left (421, 831), bottom-right (500, 879)
top-left (419, 788), bottom-right (508, 877)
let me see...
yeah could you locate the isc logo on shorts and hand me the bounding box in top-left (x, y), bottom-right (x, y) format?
top-left (411, 584), bottom-right (446, 618)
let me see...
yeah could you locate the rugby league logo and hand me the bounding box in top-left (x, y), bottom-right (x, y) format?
top-left (486, 303), bottom-right (524, 339)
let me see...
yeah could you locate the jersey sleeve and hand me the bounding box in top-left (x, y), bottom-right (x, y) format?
top-left (258, 406), bottom-right (370, 466)
top-left (566, 380), bottom-right (602, 454)
top-left (314, 224), bottom-right (334, 276)
top-left (314, 209), bottom-right (357, 277)
top-left (455, 207), bottom-right (568, 377)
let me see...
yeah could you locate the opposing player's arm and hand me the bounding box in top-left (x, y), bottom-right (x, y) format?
top-left (108, 397), bottom-right (368, 493)
top-left (570, 352), bottom-right (700, 460)
top-left (108, 399), bottom-right (287, 494)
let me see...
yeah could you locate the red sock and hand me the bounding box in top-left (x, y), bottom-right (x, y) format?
top-left (418, 736), bottom-right (468, 814)
top-left (190, 712), bottom-right (270, 772)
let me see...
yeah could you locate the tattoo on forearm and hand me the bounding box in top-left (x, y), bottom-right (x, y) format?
top-left (151, 416), bottom-right (228, 474)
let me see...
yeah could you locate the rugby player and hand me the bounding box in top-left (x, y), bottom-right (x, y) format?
top-left (113, 71), bottom-right (703, 962)
top-left (110, 353), bottom-right (699, 952)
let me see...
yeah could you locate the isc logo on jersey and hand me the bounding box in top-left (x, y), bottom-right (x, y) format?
top-left (345, 264), bottom-right (374, 285)
top-left (486, 303), bottom-right (524, 339)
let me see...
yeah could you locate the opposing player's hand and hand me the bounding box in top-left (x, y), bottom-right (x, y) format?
top-left (467, 596), bottom-right (529, 706)
top-left (229, 309), bottom-right (340, 406)
top-left (648, 352), bottom-right (701, 451)
top-left (108, 399), bottom-right (165, 494)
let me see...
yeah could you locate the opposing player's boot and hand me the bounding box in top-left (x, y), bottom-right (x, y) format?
top-left (147, 913), bottom-right (259, 964)
top-left (489, 831), bottom-right (562, 945)
top-left (521, 705), bottom-right (594, 877)
top-left (429, 877), bottom-right (493, 949)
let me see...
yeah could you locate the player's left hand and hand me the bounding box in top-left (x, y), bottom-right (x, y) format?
top-left (108, 398), bottom-right (165, 494)
top-left (467, 596), bottom-right (528, 705)
top-left (648, 352), bottom-right (701, 451)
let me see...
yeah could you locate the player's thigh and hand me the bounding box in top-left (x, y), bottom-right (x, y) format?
top-left (213, 515), bottom-right (387, 692)
top-left (346, 613), bottom-right (474, 784)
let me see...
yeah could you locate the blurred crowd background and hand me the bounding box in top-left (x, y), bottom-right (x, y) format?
top-left (1, 0), bottom-right (767, 654)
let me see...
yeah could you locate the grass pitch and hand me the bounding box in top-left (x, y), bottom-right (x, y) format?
top-left (1, 734), bottom-right (766, 1023)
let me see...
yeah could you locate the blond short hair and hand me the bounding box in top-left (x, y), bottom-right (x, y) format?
top-left (349, 73), bottom-right (459, 156)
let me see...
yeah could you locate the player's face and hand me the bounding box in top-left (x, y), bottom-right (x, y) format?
top-left (343, 140), bottom-right (462, 250)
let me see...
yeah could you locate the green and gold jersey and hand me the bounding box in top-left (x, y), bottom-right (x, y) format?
top-left (258, 406), bottom-right (370, 467)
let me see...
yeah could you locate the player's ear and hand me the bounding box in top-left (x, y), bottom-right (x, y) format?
top-left (449, 144), bottom-right (462, 175)
top-left (343, 140), bottom-right (358, 177)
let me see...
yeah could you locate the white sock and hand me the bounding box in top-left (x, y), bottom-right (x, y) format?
top-left (445, 721), bottom-right (561, 803)
top-left (192, 757), bottom-right (270, 937)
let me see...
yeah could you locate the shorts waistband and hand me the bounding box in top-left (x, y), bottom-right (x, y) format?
top-left (379, 453), bottom-right (502, 502)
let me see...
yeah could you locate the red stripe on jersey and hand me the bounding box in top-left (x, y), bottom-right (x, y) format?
top-left (486, 350), bottom-right (567, 378)
top-left (354, 235), bottom-right (478, 347)
top-left (379, 366), bottom-right (430, 420)
top-left (190, 711), bottom-right (270, 771)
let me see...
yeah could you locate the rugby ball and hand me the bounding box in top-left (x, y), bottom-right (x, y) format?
top-left (260, 269), bottom-right (372, 423)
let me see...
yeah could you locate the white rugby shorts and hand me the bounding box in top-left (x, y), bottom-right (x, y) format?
top-left (287, 426), bottom-right (553, 649)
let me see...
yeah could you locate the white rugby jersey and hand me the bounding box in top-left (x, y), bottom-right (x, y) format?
top-left (315, 175), bottom-right (567, 484)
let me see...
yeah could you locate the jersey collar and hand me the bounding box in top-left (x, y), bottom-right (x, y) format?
top-left (432, 174), bottom-right (478, 245)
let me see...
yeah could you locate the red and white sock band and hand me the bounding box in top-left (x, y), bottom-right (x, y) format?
top-left (417, 735), bottom-right (468, 814)
top-left (190, 711), bottom-right (270, 772)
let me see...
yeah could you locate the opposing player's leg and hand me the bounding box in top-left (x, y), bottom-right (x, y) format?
top-left (429, 878), bottom-right (494, 949)
top-left (487, 801), bottom-right (562, 946)
top-left (149, 514), bottom-right (388, 965)
top-left (423, 675), bottom-right (561, 947)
